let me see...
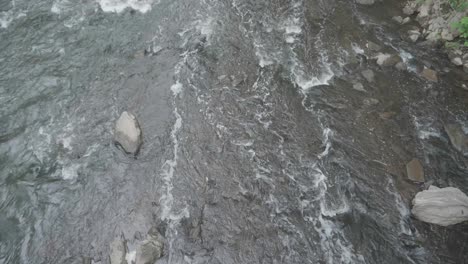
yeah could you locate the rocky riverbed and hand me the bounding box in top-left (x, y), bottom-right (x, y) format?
top-left (0, 0), bottom-right (468, 263)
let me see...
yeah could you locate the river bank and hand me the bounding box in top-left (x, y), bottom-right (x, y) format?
top-left (401, 0), bottom-right (468, 70)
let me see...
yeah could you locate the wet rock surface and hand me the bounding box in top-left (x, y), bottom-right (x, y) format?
top-left (420, 68), bottom-right (438, 82)
top-left (406, 159), bottom-right (425, 182)
top-left (445, 124), bottom-right (468, 155)
top-left (1, 0), bottom-right (468, 264)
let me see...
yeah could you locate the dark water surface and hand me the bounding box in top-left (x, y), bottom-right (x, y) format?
top-left (1, 0), bottom-right (468, 263)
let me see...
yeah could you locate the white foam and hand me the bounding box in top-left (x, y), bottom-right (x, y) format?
top-left (97, 0), bottom-right (154, 13)
top-left (351, 43), bottom-right (364, 55)
top-left (285, 36), bottom-right (295, 44)
top-left (232, 139), bottom-right (254, 147)
top-left (170, 82), bottom-right (183, 96)
top-left (0, 12), bottom-right (13, 28)
top-left (254, 43), bottom-right (274, 68)
top-left (294, 72), bottom-right (334, 90)
top-left (413, 116), bottom-right (440, 140)
top-left (125, 250), bottom-right (136, 263)
top-left (418, 130), bottom-right (441, 140)
top-left (0, 11), bottom-right (25, 29)
top-left (195, 17), bottom-right (214, 41)
top-left (160, 80), bottom-right (190, 222)
top-left (318, 128), bottom-right (333, 159)
top-left (61, 163), bottom-right (80, 180)
top-left (51, 0), bottom-right (72, 14)
top-left (284, 24), bottom-right (301, 34)
top-left (387, 178), bottom-right (412, 235)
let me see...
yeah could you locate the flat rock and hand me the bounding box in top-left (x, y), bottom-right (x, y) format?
top-left (445, 124), bottom-right (468, 155)
top-left (406, 158), bottom-right (424, 182)
top-left (374, 53), bottom-right (402, 67)
top-left (412, 186), bottom-right (468, 226)
top-left (110, 238), bottom-right (127, 264)
top-left (114, 111), bottom-right (143, 155)
top-left (420, 68), bottom-right (438, 82)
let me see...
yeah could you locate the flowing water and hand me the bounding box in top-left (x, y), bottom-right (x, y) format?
top-left (1, 0), bottom-right (468, 263)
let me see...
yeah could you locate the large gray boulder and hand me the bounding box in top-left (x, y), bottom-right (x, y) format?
top-left (135, 228), bottom-right (164, 264)
top-left (445, 124), bottom-right (468, 155)
top-left (114, 111), bottom-right (143, 155)
top-left (110, 238), bottom-right (128, 264)
top-left (412, 186), bottom-right (468, 226)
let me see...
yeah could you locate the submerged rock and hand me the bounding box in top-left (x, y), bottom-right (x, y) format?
top-left (379, 111), bottom-right (396, 119)
top-left (412, 186), bottom-right (468, 226)
top-left (353, 82), bottom-right (366, 92)
top-left (361, 69), bottom-right (375, 83)
top-left (406, 158), bottom-right (424, 182)
top-left (114, 111), bottom-right (143, 155)
top-left (444, 124), bottom-right (468, 155)
top-left (110, 238), bottom-right (127, 264)
top-left (367, 41), bottom-right (381, 52)
top-left (395, 62), bottom-right (407, 71)
top-left (135, 228), bottom-right (164, 264)
top-left (356, 0), bottom-right (374, 5)
top-left (392, 16), bottom-right (403, 24)
top-left (420, 68), bottom-right (438, 82)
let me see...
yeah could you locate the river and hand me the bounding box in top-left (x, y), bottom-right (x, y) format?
top-left (1, 0), bottom-right (467, 263)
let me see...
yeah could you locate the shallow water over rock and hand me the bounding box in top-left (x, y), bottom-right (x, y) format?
top-left (1, 0), bottom-right (468, 263)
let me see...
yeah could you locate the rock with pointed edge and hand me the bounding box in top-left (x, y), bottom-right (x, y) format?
top-left (114, 111), bottom-right (143, 155)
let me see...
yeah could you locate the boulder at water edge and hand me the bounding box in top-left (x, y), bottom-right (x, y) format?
top-left (114, 111), bottom-right (142, 155)
top-left (412, 186), bottom-right (468, 226)
top-left (109, 238), bottom-right (127, 264)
